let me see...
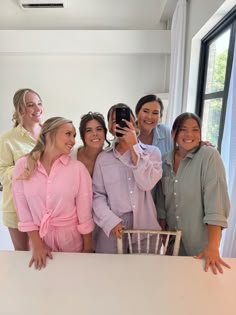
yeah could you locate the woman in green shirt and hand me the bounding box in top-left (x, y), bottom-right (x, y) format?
top-left (157, 112), bottom-right (230, 274)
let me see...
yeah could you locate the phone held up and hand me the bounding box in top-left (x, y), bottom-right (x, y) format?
top-left (115, 107), bottom-right (131, 137)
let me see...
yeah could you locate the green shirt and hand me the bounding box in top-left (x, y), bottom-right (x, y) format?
top-left (156, 146), bottom-right (230, 256)
top-left (0, 124), bottom-right (36, 215)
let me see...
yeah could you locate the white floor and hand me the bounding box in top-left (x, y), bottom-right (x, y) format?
top-left (0, 192), bottom-right (14, 250)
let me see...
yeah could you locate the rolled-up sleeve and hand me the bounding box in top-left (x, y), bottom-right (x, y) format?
top-left (76, 164), bottom-right (95, 234)
top-left (153, 181), bottom-right (166, 220)
top-left (202, 149), bottom-right (230, 228)
top-left (125, 144), bottom-right (162, 191)
top-left (12, 157), bottom-right (39, 232)
top-left (92, 157), bottom-right (122, 237)
top-left (0, 136), bottom-right (14, 186)
top-left (18, 221), bottom-right (39, 232)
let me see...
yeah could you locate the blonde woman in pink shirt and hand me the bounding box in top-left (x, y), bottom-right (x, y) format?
top-left (12, 117), bottom-right (94, 269)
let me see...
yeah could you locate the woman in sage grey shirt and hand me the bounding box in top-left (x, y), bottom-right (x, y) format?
top-left (156, 112), bottom-right (230, 274)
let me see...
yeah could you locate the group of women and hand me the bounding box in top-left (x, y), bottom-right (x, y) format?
top-left (0, 88), bottom-right (230, 274)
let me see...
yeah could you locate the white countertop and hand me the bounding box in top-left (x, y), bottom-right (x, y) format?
top-left (0, 251), bottom-right (235, 315)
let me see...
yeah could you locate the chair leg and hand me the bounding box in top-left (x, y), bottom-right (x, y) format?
top-left (173, 231), bottom-right (182, 256)
top-left (117, 237), bottom-right (123, 254)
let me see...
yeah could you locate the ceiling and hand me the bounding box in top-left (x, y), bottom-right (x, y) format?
top-left (0, 0), bottom-right (178, 30)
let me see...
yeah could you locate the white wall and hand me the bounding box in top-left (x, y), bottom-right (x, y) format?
top-left (0, 30), bottom-right (170, 145)
top-left (0, 54), bottom-right (168, 144)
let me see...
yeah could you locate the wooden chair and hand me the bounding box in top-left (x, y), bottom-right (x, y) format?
top-left (117, 229), bottom-right (182, 256)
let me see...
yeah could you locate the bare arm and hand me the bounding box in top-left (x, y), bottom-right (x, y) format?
top-left (82, 233), bottom-right (93, 253)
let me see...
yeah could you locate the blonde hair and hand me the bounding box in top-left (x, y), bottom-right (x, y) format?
top-left (19, 117), bottom-right (73, 180)
top-left (12, 88), bottom-right (42, 127)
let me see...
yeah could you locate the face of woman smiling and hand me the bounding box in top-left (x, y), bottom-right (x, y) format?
top-left (84, 119), bottom-right (105, 149)
top-left (22, 92), bottom-right (44, 125)
top-left (53, 123), bottom-right (76, 155)
top-left (175, 118), bottom-right (201, 154)
top-left (137, 101), bottom-right (161, 134)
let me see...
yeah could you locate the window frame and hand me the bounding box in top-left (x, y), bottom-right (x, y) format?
top-left (196, 6), bottom-right (236, 151)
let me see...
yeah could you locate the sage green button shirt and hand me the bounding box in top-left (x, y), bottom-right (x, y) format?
top-left (156, 145), bottom-right (230, 256)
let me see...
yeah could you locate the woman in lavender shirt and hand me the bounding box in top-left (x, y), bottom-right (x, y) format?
top-left (92, 103), bottom-right (162, 253)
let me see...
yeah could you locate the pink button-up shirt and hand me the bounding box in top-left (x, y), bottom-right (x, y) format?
top-left (12, 154), bottom-right (94, 252)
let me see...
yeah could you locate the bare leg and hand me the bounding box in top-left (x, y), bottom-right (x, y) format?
top-left (8, 228), bottom-right (29, 251)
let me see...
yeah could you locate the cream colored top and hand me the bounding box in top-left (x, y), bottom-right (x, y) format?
top-left (0, 124), bottom-right (36, 215)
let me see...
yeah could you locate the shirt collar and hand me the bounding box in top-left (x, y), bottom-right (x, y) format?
top-left (59, 154), bottom-right (70, 165)
top-left (37, 154), bottom-right (70, 169)
top-left (164, 146), bottom-right (200, 166)
top-left (138, 140), bottom-right (148, 150)
top-left (104, 138), bottom-right (121, 153)
top-left (106, 140), bottom-right (121, 158)
top-left (105, 139), bottom-right (146, 154)
top-left (17, 124), bottom-right (30, 137)
top-left (153, 124), bottom-right (165, 141)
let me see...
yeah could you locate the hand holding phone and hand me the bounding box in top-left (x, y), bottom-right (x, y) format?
top-left (115, 107), bottom-right (131, 137)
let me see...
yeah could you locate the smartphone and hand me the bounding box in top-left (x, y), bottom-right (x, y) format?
top-left (115, 107), bottom-right (131, 137)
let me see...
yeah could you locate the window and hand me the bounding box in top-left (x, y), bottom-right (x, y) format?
top-left (196, 7), bottom-right (236, 151)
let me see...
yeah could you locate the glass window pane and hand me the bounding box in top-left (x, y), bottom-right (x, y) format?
top-left (205, 29), bottom-right (230, 94)
top-left (202, 98), bottom-right (222, 147)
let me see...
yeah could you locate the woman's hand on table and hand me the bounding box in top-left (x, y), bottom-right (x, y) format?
top-left (194, 246), bottom-right (231, 274)
top-left (29, 243), bottom-right (53, 270)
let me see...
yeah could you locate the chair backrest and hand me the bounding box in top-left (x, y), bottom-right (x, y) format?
top-left (117, 229), bottom-right (182, 256)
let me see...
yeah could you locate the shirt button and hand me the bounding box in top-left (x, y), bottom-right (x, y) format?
top-left (128, 178), bottom-right (131, 181)
top-left (174, 192), bottom-right (177, 195)
top-left (176, 204), bottom-right (178, 207)
top-left (175, 179), bottom-right (178, 183)
top-left (130, 191), bottom-right (133, 194)
top-left (133, 205), bottom-right (135, 208)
